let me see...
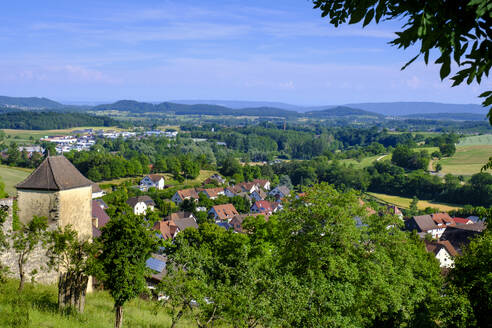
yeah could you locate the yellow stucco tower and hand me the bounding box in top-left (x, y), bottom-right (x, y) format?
top-left (16, 155), bottom-right (93, 239)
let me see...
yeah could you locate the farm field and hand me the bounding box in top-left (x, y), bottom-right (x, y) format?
top-left (0, 279), bottom-right (194, 328)
top-left (457, 134), bottom-right (492, 146)
top-left (367, 192), bottom-right (462, 212)
top-left (0, 165), bottom-right (32, 196)
top-left (439, 145), bottom-right (492, 176)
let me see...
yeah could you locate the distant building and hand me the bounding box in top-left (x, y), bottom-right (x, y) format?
top-left (200, 187), bottom-right (225, 200)
top-left (424, 240), bottom-right (458, 268)
top-left (208, 204), bottom-right (239, 222)
top-left (126, 196), bottom-right (155, 215)
top-left (253, 179), bottom-right (271, 191)
top-left (171, 188), bottom-right (200, 204)
top-left (405, 215), bottom-right (445, 238)
top-left (250, 189), bottom-right (267, 202)
top-left (250, 200), bottom-right (280, 215)
top-left (92, 184), bottom-right (106, 199)
top-left (439, 223), bottom-right (486, 254)
top-left (92, 199), bottom-right (110, 238)
top-left (269, 185), bottom-right (290, 199)
top-left (140, 174), bottom-right (165, 190)
top-left (203, 174), bottom-right (226, 185)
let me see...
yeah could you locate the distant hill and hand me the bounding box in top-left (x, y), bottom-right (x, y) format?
top-left (93, 100), bottom-right (298, 117)
top-left (402, 112), bottom-right (487, 121)
top-left (345, 102), bottom-right (486, 116)
top-left (305, 106), bottom-right (383, 118)
top-left (0, 96), bottom-right (65, 109)
top-left (172, 99), bottom-right (304, 111)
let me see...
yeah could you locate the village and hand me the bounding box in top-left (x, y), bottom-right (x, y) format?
top-left (1, 154), bottom-right (486, 297)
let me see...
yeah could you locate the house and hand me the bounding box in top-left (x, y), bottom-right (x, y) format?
top-left (92, 184), bottom-right (106, 199)
top-left (431, 213), bottom-right (455, 227)
top-left (250, 189), bottom-right (267, 202)
top-left (171, 188), bottom-right (200, 204)
top-left (269, 185), bottom-right (290, 199)
top-left (236, 191), bottom-right (253, 202)
top-left (203, 174), bottom-right (226, 185)
top-left (153, 220), bottom-right (179, 240)
top-left (140, 174), bottom-right (165, 190)
top-left (424, 240), bottom-right (458, 268)
top-left (208, 204), bottom-right (239, 222)
top-left (230, 213), bottom-right (267, 233)
top-left (405, 215), bottom-right (444, 238)
top-left (93, 198), bottom-right (109, 210)
top-left (238, 182), bottom-right (259, 194)
top-left (126, 196), bottom-right (156, 215)
top-left (201, 187), bottom-right (225, 200)
top-left (387, 205), bottom-right (403, 220)
top-left (440, 223), bottom-right (486, 254)
top-left (224, 186), bottom-right (243, 197)
top-left (92, 199), bottom-right (110, 238)
top-left (250, 200), bottom-right (281, 215)
top-left (146, 253), bottom-right (167, 285)
top-left (166, 212), bottom-right (199, 231)
top-left (453, 217), bottom-right (474, 225)
top-left (253, 179), bottom-right (271, 190)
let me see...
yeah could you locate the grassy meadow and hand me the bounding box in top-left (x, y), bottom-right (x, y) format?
top-left (367, 192), bottom-right (462, 212)
top-left (0, 280), bottom-right (195, 328)
top-left (439, 145), bottom-right (492, 176)
top-left (341, 154), bottom-right (390, 168)
top-left (0, 165), bottom-right (32, 196)
top-left (457, 134), bottom-right (492, 146)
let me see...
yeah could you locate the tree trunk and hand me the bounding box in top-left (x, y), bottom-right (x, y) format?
top-left (18, 258), bottom-right (25, 291)
top-left (115, 305), bottom-right (123, 328)
top-left (171, 309), bottom-right (184, 328)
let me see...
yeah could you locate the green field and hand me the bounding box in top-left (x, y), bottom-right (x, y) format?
top-left (0, 279), bottom-right (195, 328)
top-left (341, 154), bottom-right (390, 168)
top-left (367, 192), bottom-right (462, 212)
top-left (457, 134), bottom-right (492, 146)
top-left (439, 145), bottom-right (492, 176)
top-left (0, 165), bottom-right (32, 196)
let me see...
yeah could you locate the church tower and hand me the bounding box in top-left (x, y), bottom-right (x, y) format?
top-left (16, 155), bottom-right (93, 239)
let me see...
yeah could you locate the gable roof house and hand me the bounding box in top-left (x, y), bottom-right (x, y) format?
top-left (453, 217), bottom-right (474, 225)
top-left (203, 174), bottom-right (226, 185)
top-left (165, 212), bottom-right (199, 231)
top-left (208, 204), bottom-right (239, 222)
top-left (92, 199), bottom-right (111, 238)
top-left (431, 213), bottom-right (455, 227)
top-left (140, 174), bottom-right (165, 191)
top-left (387, 205), bottom-right (403, 220)
top-left (230, 213), bottom-right (268, 233)
top-left (253, 179), bottom-right (271, 190)
top-left (439, 223), bottom-right (486, 254)
top-left (424, 240), bottom-right (458, 268)
top-left (405, 215), bottom-right (445, 239)
top-left (224, 185), bottom-right (243, 197)
top-left (171, 188), bottom-right (200, 204)
top-left (250, 189), bottom-right (268, 202)
top-left (251, 200), bottom-right (281, 215)
top-left (201, 187), bottom-right (225, 200)
top-left (126, 196), bottom-right (156, 215)
top-left (269, 185), bottom-right (290, 199)
top-left (153, 220), bottom-right (179, 240)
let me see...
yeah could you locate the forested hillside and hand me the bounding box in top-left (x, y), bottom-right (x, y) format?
top-left (0, 112), bottom-right (122, 129)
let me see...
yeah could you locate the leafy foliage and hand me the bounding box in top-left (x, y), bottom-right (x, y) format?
top-left (312, 0), bottom-right (492, 120)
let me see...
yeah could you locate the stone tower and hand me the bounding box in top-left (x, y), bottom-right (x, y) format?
top-left (16, 155), bottom-right (93, 239)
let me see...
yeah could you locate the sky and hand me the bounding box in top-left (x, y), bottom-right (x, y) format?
top-left (0, 0), bottom-right (490, 105)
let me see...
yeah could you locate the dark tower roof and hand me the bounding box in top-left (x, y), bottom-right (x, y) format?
top-left (16, 155), bottom-right (93, 191)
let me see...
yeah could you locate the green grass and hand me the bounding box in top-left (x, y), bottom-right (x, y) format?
top-left (340, 154), bottom-right (390, 168)
top-left (0, 165), bottom-right (32, 196)
top-left (439, 145), bottom-right (492, 175)
top-left (367, 192), bottom-right (462, 212)
top-left (0, 279), bottom-right (195, 328)
top-left (457, 134), bottom-right (492, 146)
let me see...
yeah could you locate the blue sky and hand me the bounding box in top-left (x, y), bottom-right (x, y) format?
top-left (0, 0), bottom-right (489, 105)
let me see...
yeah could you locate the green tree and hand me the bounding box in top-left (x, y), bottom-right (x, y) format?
top-left (12, 216), bottom-right (49, 291)
top-left (312, 0), bottom-right (491, 119)
top-left (220, 155), bottom-right (242, 177)
top-left (97, 213), bottom-right (160, 328)
top-left (439, 143), bottom-right (456, 157)
top-left (436, 163), bottom-right (442, 172)
top-left (441, 229), bottom-right (492, 328)
top-left (47, 225), bottom-right (98, 313)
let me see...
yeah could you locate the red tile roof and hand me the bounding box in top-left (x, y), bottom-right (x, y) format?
top-left (210, 204), bottom-right (239, 221)
top-left (153, 220), bottom-right (179, 240)
top-left (177, 188), bottom-right (199, 200)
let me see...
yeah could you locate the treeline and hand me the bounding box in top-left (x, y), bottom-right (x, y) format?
top-left (0, 112), bottom-right (122, 130)
top-left (273, 158), bottom-right (492, 206)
